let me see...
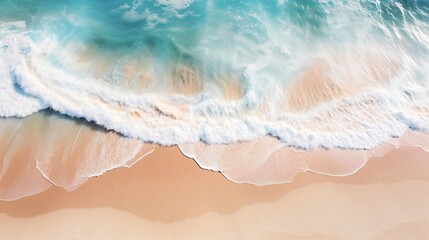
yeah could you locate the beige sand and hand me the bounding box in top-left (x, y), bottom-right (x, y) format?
top-left (0, 145), bottom-right (428, 240)
top-left (0, 112), bottom-right (150, 200)
top-left (286, 60), bottom-right (343, 112)
top-left (180, 137), bottom-right (370, 185)
top-left (285, 49), bottom-right (399, 112)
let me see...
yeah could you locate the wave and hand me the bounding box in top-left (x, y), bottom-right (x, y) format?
top-left (0, 0), bottom-right (429, 196)
top-left (0, 21), bottom-right (47, 117)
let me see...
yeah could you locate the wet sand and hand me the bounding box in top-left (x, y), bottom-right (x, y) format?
top-left (0, 145), bottom-right (428, 240)
top-left (285, 49), bottom-right (398, 112)
top-left (0, 112), bottom-right (150, 200)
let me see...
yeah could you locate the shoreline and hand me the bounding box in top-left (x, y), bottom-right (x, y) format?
top-left (1, 111), bottom-right (429, 200)
top-left (1, 145), bottom-right (428, 239)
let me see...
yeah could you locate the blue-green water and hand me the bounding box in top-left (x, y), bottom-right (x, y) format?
top-left (0, 0), bottom-right (429, 148)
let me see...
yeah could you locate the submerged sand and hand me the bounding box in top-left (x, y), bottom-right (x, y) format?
top-left (0, 144), bottom-right (428, 240)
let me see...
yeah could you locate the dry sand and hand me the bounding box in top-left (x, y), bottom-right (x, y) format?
top-left (0, 145), bottom-right (428, 240)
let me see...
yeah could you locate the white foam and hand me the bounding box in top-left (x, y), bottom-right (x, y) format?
top-left (1, 20), bottom-right (429, 153)
top-left (0, 23), bottom-right (47, 117)
top-left (114, 0), bottom-right (192, 28)
top-left (156, 0), bottom-right (194, 10)
top-left (14, 55), bottom-right (428, 150)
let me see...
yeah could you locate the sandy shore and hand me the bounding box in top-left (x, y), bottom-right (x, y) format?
top-left (0, 144), bottom-right (428, 240)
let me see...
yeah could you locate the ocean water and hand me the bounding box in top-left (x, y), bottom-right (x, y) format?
top-left (1, 0), bottom-right (429, 150)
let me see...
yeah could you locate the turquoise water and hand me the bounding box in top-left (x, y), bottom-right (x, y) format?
top-left (0, 0), bottom-right (429, 147)
top-left (2, 0), bottom-right (427, 86)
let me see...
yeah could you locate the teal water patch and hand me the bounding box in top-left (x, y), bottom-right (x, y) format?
top-left (1, 0), bottom-right (428, 92)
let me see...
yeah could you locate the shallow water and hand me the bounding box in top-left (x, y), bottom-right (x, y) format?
top-left (0, 0), bottom-right (428, 148)
top-left (0, 111), bottom-right (152, 200)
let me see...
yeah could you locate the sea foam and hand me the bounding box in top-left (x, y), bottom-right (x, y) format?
top-left (0, 0), bottom-right (429, 151)
top-left (0, 22), bottom-right (47, 117)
